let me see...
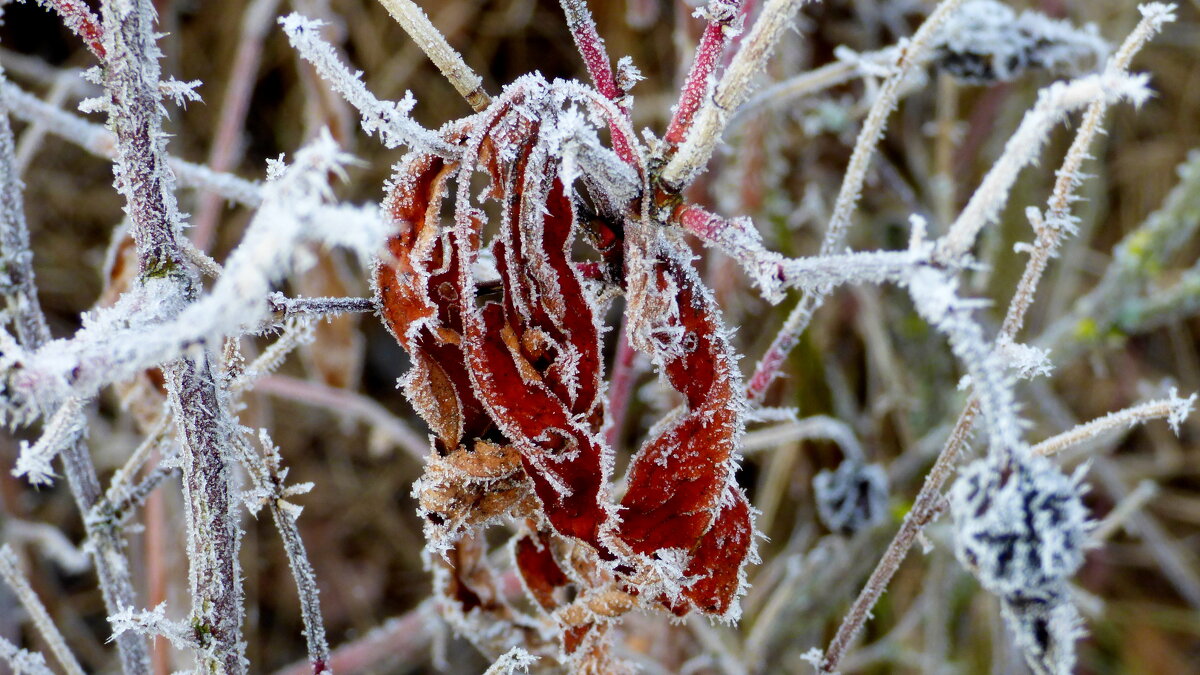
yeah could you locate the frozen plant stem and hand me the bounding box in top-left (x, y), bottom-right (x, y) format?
top-left (664, 0), bottom-right (744, 147)
top-left (0, 62), bottom-right (151, 675)
top-left (1031, 393), bottom-right (1195, 458)
top-left (32, 0), bottom-right (106, 59)
top-left (0, 80), bottom-right (263, 207)
top-left (100, 0), bottom-right (246, 671)
top-left (557, 0), bottom-right (620, 101)
top-left (375, 0), bottom-right (491, 111)
top-left (660, 0), bottom-right (815, 190)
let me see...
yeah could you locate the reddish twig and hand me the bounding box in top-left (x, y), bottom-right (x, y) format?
top-left (663, 0), bottom-right (744, 147)
top-left (36, 0), bottom-right (106, 59)
top-left (557, 0), bottom-right (620, 101)
top-left (191, 0), bottom-right (282, 252)
top-left (271, 604), bottom-right (436, 675)
top-left (603, 323), bottom-right (639, 450)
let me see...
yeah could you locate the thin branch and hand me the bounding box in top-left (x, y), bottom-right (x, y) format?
top-left (557, 0), bottom-right (620, 101)
top-left (375, 0), bottom-right (491, 111)
top-left (660, 0), bottom-right (817, 190)
top-left (0, 546), bottom-right (86, 675)
top-left (271, 603), bottom-right (437, 675)
top-left (817, 9), bottom-right (1175, 669)
top-left (0, 637), bottom-right (54, 675)
top-left (1032, 391), bottom-right (1196, 458)
top-left (31, 0), bottom-right (105, 60)
top-left (253, 374), bottom-right (428, 461)
top-left (241, 430), bottom-right (331, 675)
top-left (603, 325), bottom-right (639, 450)
top-left (938, 72), bottom-right (1151, 261)
top-left (192, 0), bottom-right (283, 252)
top-left (1090, 480), bottom-right (1159, 543)
top-left (0, 58), bottom-right (150, 675)
top-left (266, 293), bottom-right (376, 322)
top-left (664, 0), bottom-right (744, 147)
top-left (101, 0), bottom-right (246, 669)
top-left (745, 0), bottom-right (966, 403)
top-left (740, 414), bottom-right (863, 459)
top-left (280, 14), bottom-right (459, 156)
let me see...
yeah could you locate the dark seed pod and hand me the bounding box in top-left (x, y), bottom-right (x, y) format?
top-left (813, 459), bottom-right (888, 535)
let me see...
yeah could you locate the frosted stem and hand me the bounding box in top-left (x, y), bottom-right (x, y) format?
top-left (0, 637), bottom-right (53, 675)
top-left (254, 374), bottom-right (429, 461)
top-left (557, 0), bottom-right (620, 101)
top-left (1032, 392), bottom-right (1196, 457)
top-left (747, 0), bottom-right (967, 403)
top-left (0, 80), bottom-right (262, 206)
top-left (938, 72), bottom-right (1151, 261)
top-left (659, 0), bottom-right (815, 190)
top-left (281, 13), bottom-right (459, 156)
top-left (101, 0), bottom-right (246, 670)
top-left (818, 10), bottom-right (1177, 669)
top-left (32, 0), bottom-right (106, 59)
top-left (0, 56), bottom-right (150, 675)
top-left (664, 0), bottom-right (744, 146)
top-left (375, 0), bottom-right (491, 111)
top-left (0, 70), bottom-right (49, 352)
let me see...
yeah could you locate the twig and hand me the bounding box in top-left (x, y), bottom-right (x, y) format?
top-left (253, 374), bottom-right (429, 461)
top-left (0, 637), bottom-right (54, 675)
top-left (266, 293), bottom-right (376, 320)
top-left (0, 546), bottom-right (86, 675)
top-left (1031, 392), bottom-right (1195, 458)
top-left (0, 59), bottom-right (151, 675)
top-left (0, 80), bottom-right (263, 207)
top-left (101, 0), bottom-right (246, 670)
top-left (375, 0), bottom-right (491, 111)
top-left (281, 14), bottom-right (460, 156)
top-left (0, 71), bottom-right (49, 351)
top-left (1090, 480), bottom-right (1159, 544)
top-left (13, 72), bottom-right (73, 173)
top-left (31, 0), bottom-right (105, 59)
top-left (664, 0), bottom-right (745, 147)
top-left (739, 414), bottom-right (863, 458)
top-left (192, 0), bottom-right (283, 252)
top-left (271, 603), bottom-right (437, 675)
top-left (241, 430), bottom-right (330, 675)
top-left (817, 10), bottom-right (1175, 669)
top-left (603, 325), bottom-right (639, 450)
top-left (660, 0), bottom-right (815, 190)
top-left (557, 0), bottom-right (620, 101)
top-left (745, 0), bottom-right (965, 403)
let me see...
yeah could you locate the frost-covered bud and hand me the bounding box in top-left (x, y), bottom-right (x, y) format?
top-left (950, 454), bottom-right (1090, 600)
top-left (813, 460), bottom-right (888, 535)
top-left (1001, 593), bottom-right (1085, 675)
top-left (933, 0), bottom-right (1108, 84)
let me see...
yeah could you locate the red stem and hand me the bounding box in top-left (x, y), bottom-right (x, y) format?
top-left (664, 0), bottom-right (745, 146)
top-left (558, 0), bottom-right (621, 102)
top-left (604, 324), bottom-right (639, 450)
top-left (44, 0), bottom-right (106, 59)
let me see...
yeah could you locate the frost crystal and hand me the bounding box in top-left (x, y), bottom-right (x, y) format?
top-left (812, 460), bottom-right (888, 535)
